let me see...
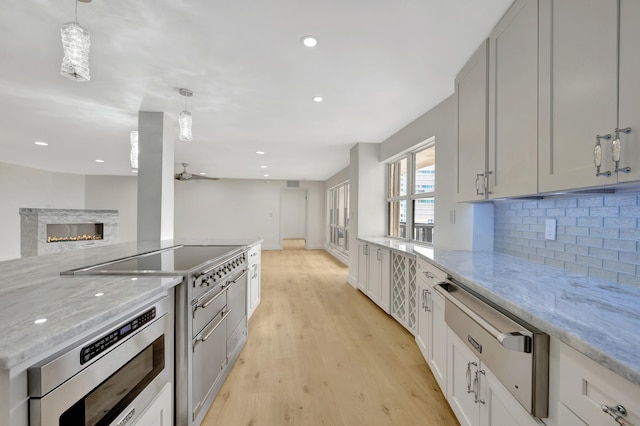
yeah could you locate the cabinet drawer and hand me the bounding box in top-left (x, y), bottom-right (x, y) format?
top-left (226, 317), bottom-right (247, 360)
top-left (416, 258), bottom-right (447, 285)
top-left (559, 344), bottom-right (640, 425)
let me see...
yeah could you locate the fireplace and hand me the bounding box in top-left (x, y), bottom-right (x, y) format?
top-left (20, 209), bottom-right (118, 257)
top-left (46, 223), bottom-right (104, 243)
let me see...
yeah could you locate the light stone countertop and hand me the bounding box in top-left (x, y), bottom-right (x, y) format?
top-left (0, 238), bottom-right (261, 369)
top-left (358, 237), bottom-right (640, 387)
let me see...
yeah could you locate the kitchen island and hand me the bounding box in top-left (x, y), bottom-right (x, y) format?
top-left (0, 238), bottom-right (260, 426)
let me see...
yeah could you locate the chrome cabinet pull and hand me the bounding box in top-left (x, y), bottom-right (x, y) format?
top-left (602, 404), bottom-right (634, 426)
top-left (475, 369), bottom-right (485, 405)
top-left (594, 134), bottom-right (613, 177)
top-left (612, 127), bottom-right (632, 174)
top-left (466, 361), bottom-right (477, 394)
top-left (475, 173), bottom-right (485, 196)
top-left (193, 308), bottom-right (231, 350)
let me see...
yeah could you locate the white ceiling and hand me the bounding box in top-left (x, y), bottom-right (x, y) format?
top-left (0, 0), bottom-right (512, 181)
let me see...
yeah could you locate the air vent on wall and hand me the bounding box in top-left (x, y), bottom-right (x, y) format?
top-left (287, 180), bottom-right (300, 188)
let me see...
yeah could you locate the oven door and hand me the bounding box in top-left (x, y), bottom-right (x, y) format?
top-left (29, 297), bottom-right (171, 426)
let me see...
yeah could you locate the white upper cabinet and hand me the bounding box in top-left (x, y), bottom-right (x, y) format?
top-left (618, 0), bottom-right (640, 183)
top-left (456, 39), bottom-right (489, 202)
top-left (539, 0), bottom-right (621, 192)
top-left (488, 0), bottom-right (539, 198)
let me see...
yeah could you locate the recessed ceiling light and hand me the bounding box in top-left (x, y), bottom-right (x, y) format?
top-left (264, 174), bottom-right (270, 177)
top-left (34, 318), bottom-right (47, 324)
top-left (256, 151), bottom-right (265, 155)
top-left (95, 159), bottom-right (104, 163)
top-left (199, 172), bottom-right (206, 175)
top-left (34, 141), bottom-right (48, 146)
top-left (312, 96), bottom-right (324, 103)
top-left (131, 277), bottom-right (138, 281)
top-left (301, 35), bottom-right (318, 47)
top-left (95, 292), bottom-right (104, 297)
top-left (132, 170), bottom-right (138, 173)
top-left (260, 165), bottom-right (267, 169)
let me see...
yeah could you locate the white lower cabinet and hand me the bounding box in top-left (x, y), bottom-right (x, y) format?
top-left (135, 383), bottom-right (172, 426)
top-left (447, 328), bottom-right (542, 426)
top-left (558, 343), bottom-right (640, 426)
top-left (247, 244), bottom-right (261, 319)
top-left (356, 241), bottom-right (391, 313)
top-left (416, 258), bottom-right (448, 394)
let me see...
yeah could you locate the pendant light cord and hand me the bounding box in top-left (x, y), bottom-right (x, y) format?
top-left (75, 0), bottom-right (78, 22)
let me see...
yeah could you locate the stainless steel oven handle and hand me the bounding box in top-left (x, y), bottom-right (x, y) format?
top-left (435, 283), bottom-right (531, 353)
top-left (226, 268), bottom-right (248, 286)
top-left (193, 309), bottom-right (231, 351)
top-left (193, 287), bottom-right (225, 316)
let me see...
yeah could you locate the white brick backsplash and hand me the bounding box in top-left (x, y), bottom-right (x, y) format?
top-left (494, 193), bottom-right (640, 285)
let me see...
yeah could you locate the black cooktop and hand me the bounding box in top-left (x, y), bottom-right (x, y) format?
top-left (65, 245), bottom-right (243, 275)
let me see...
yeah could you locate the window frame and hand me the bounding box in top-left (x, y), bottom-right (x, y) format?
top-left (328, 181), bottom-right (350, 253)
top-left (386, 137), bottom-right (436, 245)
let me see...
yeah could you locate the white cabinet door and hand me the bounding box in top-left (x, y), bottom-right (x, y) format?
top-left (134, 383), bottom-right (172, 426)
top-left (456, 39), bottom-right (489, 202)
top-left (367, 247), bottom-right (382, 306)
top-left (377, 248), bottom-right (391, 314)
top-left (481, 367), bottom-right (542, 426)
top-left (416, 279), bottom-right (430, 360)
top-left (428, 288), bottom-right (447, 395)
top-left (357, 242), bottom-right (368, 292)
top-left (538, 0), bottom-right (618, 192)
top-left (618, 0), bottom-right (640, 183)
top-left (247, 245), bottom-right (261, 319)
top-left (488, 0), bottom-right (538, 198)
top-left (447, 328), bottom-right (479, 426)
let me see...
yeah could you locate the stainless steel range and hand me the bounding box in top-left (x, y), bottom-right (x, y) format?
top-left (63, 245), bottom-right (249, 426)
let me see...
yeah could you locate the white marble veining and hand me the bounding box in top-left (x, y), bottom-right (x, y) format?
top-left (0, 237), bottom-right (261, 369)
top-left (359, 238), bottom-right (640, 387)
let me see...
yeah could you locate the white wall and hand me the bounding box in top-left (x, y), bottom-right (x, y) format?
top-left (85, 175), bottom-right (138, 243)
top-left (281, 188), bottom-right (306, 239)
top-left (0, 163), bottom-right (85, 261)
top-left (174, 179), bottom-right (326, 250)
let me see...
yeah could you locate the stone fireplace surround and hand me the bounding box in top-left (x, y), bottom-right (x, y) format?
top-left (20, 208), bottom-right (118, 257)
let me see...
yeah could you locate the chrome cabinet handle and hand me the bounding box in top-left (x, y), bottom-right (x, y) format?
top-left (226, 268), bottom-right (249, 287)
top-left (193, 287), bottom-right (225, 317)
top-left (474, 369), bottom-right (485, 405)
top-left (602, 404), bottom-right (634, 426)
top-left (422, 288), bottom-right (431, 312)
top-left (595, 134), bottom-right (613, 177)
top-left (475, 173), bottom-right (485, 196)
top-left (466, 361), bottom-right (477, 394)
top-left (612, 127), bottom-right (632, 174)
top-left (376, 249), bottom-right (382, 261)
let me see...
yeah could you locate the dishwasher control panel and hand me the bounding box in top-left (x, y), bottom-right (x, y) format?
top-left (80, 307), bottom-right (156, 364)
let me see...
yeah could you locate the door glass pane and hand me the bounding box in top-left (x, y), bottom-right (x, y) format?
top-left (415, 146), bottom-right (435, 194)
top-left (413, 198), bottom-right (435, 243)
top-left (338, 186), bottom-right (345, 227)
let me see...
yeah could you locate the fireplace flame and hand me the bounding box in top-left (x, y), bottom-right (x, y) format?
top-left (47, 234), bottom-right (103, 243)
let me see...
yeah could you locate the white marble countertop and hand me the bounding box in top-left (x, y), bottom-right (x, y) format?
top-left (0, 238), bottom-right (261, 369)
top-left (358, 237), bottom-right (640, 387)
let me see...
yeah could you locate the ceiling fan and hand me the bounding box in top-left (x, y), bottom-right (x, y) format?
top-left (174, 163), bottom-right (219, 181)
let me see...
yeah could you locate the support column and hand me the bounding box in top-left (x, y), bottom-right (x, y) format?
top-left (137, 112), bottom-right (174, 241)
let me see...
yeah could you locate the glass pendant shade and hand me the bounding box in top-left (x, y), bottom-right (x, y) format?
top-left (60, 21), bottom-right (90, 82)
top-left (178, 110), bottom-right (193, 141)
top-left (130, 131), bottom-right (139, 169)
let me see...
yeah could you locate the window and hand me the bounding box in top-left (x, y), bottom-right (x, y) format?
top-left (387, 140), bottom-right (435, 244)
top-left (328, 182), bottom-right (349, 252)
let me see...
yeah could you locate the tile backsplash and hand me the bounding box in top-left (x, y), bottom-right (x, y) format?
top-left (494, 192), bottom-right (640, 285)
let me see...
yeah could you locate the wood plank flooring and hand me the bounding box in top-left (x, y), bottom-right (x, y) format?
top-left (203, 248), bottom-right (459, 426)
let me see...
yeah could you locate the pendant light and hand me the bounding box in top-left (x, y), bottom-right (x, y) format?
top-left (60, 0), bottom-right (91, 82)
top-left (178, 88), bottom-right (193, 141)
top-left (130, 131), bottom-right (139, 169)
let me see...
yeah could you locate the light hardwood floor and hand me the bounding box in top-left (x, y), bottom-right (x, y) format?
top-left (203, 248), bottom-right (459, 426)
